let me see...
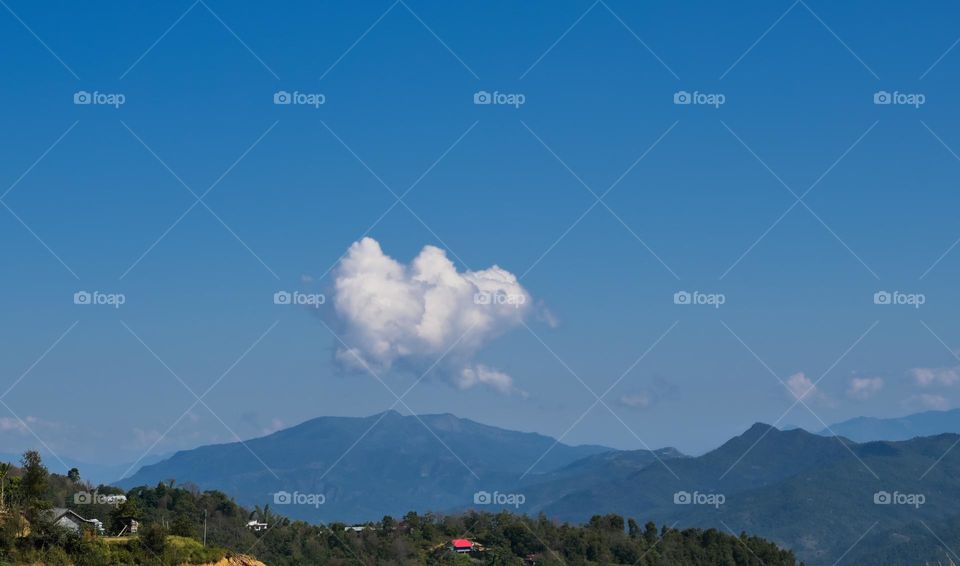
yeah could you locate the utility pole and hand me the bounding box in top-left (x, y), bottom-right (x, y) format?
top-left (203, 509), bottom-right (207, 547)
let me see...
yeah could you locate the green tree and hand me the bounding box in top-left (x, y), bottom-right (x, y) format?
top-left (0, 462), bottom-right (11, 512)
top-left (67, 468), bottom-right (80, 483)
top-left (139, 522), bottom-right (167, 556)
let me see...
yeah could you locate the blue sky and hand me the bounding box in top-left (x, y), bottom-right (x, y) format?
top-left (3, 1), bottom-right (960, 468)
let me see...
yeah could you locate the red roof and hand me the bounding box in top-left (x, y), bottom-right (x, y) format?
top-left (451, 539), bottom-right (473, 548)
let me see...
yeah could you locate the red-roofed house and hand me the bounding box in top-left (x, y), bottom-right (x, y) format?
top-left (449, 539), bottom-right (474, 553)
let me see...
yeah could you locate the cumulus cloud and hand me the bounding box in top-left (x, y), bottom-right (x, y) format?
top-left (847, 377), bottom-right (884, 400)
top-left (909, 366), bottom-right (960, 387)
top-left (331, 238), bottom-right (532, 395)
top-left (786, 372), bottom-right (817, 401)
top-left (785, 372), bottom-right (832, 405)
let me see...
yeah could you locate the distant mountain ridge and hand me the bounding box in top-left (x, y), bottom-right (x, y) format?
top-left (820, 408), bottom-right (960, 442)
top-left (118, 411), bottom-right (960, 565)
top-left (118, 411), bottom-right (620, 523)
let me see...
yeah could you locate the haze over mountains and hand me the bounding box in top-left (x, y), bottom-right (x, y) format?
top-left (115, 410), bottom-right (960, 565)
top-left (819, 408), bottom-right (960, 442)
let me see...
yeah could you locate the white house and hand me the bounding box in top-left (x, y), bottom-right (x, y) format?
top-left (47, 508), bottom-right (104, 534)
top-left (246, 519), bottom-right (268, 532)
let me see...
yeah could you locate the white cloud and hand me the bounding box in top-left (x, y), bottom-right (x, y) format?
top-left (0, 416), bottom-right (59, 435)
top-left (847, 377), bottom-right (884, 400)
top-left (909, 366), bottom-right (960, 387)
top-left (786, 372), bottom-right (819, 402)
top-left (619, 392), bottom-right (653, 409)
top-left (332, 238), bottom-right (531, 394)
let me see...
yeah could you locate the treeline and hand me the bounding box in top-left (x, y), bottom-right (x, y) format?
top-left (0, 452), bottom-right (800, 565)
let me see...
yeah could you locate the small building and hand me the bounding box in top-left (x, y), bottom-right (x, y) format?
top-left (449, 539), bottom-right (474, 554)
top-left (344, 525), bottom-right (369, 533)
top-left (246, 520), bottom-right (268, 532)
top-left (47, 508), bottom-right (103, 534)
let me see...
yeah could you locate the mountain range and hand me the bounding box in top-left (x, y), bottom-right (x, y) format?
top-left (116, 410), bottom-right (960, 565)
top-left (820, 408), bottom-right (960, 442)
